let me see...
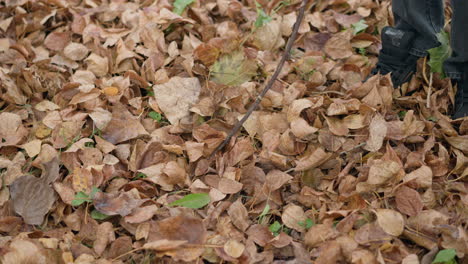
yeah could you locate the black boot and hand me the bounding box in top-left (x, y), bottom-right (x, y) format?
top-left (452, 77), bottom-right (468, 119)
top-left (369, 27), bottom-right (421, 87)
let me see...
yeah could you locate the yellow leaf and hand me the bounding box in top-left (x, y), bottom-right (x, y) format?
top-left (102, 86), bottom-right (119, 96)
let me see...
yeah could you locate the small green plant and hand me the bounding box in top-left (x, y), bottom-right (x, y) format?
top-left (84, 141), bottom-right (95, 148)
top-left (398, 110), bottom-right (407, 120)
top-left (173, 0), bottom-right (195, 15)
top-left (269, 221), bottom-right (282, 236)
top-left (133, 172), bottom-right (148, 181)
top-left (71, 187), bottom-right (101, 207)
top-left (298, 218), bottom-right (315, 230)
top-left (269, 221), bottom-right (292, 236)
top-left (258, 203), bottom-right (270, 224)
top-left (432, 249), bottom-right (457, 264)
top-left (358, 47), bottom-right (367, 56)
top-left (254, 2), bottom-right (272, 28)
top-left (148, 111), bottom-right (163, 122)
top-left (91, 209), bottom-right (110, 220)
top-left (169, 193), bottom-right (210, 209)
top-left (351, 19), bottom-right (368, 35)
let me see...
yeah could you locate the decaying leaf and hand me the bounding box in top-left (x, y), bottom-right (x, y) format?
top-left (210, 51), bottom-right (258, 86)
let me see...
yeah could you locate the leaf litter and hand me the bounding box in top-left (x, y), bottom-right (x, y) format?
top-left (0, 0), bottom-right (466, 263)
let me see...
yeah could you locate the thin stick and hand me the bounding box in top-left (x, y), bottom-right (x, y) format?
top-left (209, 0), bottom-right (309, 159)
top-left (426, 72), bottom-right (433, 109)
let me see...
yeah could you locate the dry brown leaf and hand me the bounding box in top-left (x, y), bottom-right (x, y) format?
top-left (93, 191), bottom-right (145, 216)
top-left (304, 221), bottom-right (339, 248)
top-left (281, 204), bottom-right (307, 232)
top-left (148, 214), bottom-right (206, 262)
top-left (153, 77), bottom-right (201, 125)
top-left (102, 104), bottom-right (148, 144)
top-left (124, 205), bottom-right (158, 224)
top-left (218, 178), bottom-right (243, 194)
top-left (44, 31), bottom-right (70, 51)
top-left (10, 158), bottom-right (59, 225)
top-left (364, 114), bottom-right (387, 152)
top-left (367, 159), bottom-right (401, 185)
top-left (295, 147), bottom-right (331, 171)
top-left (223, 239), bottom-right (245, 258)
top-left (227, 200), bottom-right (250, 232)
top-left (324, 30), bottom-right (353, 59)
top-left (265, 170), bottom-right (292, 191)
top-left (403, 166), bottom-right (433, 188)
top-left (395, 186), bottom-right (424, 216)
top-left (143, 239), bottom-right (188, 251)
top-left (375, 209), bottom-right (405, 236)
top-left (94, 222), bottom-right (115, 256)
top-left (1, 239), bottom-right (56, 264)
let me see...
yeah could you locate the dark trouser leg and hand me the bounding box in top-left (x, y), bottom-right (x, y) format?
top-left (371, 0), bottom-right (444, 87)
top-left (444, 0), bottom-right (468, 80)
top-left (391, 0), bottom-right (444, 56)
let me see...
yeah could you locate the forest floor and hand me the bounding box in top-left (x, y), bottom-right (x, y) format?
top-left (0, 0), bottom-right (466, 263)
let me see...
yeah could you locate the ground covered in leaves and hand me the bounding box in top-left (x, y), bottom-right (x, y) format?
top-left (0, 0), bottom-right (467, 263)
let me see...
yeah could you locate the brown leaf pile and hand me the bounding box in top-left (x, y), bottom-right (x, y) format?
top-left (0, 0), bottom-right (466, 263)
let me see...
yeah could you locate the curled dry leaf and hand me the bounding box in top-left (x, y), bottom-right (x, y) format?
top-left (295, 147), bottom-right (331, 171)
top-left (403, 165), bottom-right (433, 188)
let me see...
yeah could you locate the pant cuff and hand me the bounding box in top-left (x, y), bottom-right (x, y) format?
top-left (409, 48), bottom-right (427, 57)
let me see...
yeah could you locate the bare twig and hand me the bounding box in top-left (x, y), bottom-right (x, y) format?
top-left (426, 72), bottom-right (433, 109)
top-left (209, 0), bottom-right (309, 159)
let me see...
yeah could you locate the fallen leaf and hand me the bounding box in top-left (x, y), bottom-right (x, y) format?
top-left (210, 51), bottom-right (258, 86)
top-left (10, 158), bottom-right (59, 225)
top-left (102, 104), bottom-right (148, 144)
top-left (367, 159), bottom-right (400, 185)
top-left (364, 114), bottom-right (387, 152)
top-left (93, 191), bottom-right (145, 216)
top-left (295, 147), bottom-right (332, 171)
top-left (224, 239), bottom-right (245, 258)
top-left (375, 209), bottom-right (404, 236)
top-left (281, 204), bottom-right (307, 232)
top-left (148, 214), bottom-right (206, 262)
top-left (153, 77), bottom-right (201, 125)
top-left (395, 186), bottom-right (424, 216)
